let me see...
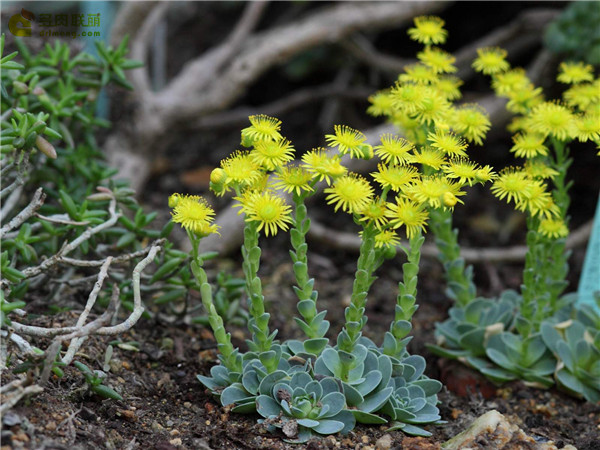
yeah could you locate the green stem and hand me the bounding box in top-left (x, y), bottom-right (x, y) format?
top-left (337, 224), bottom-right (382, 380)
top-left (241, 220), bottom-right (278, 372)
top-left (290, 192), bottom-right (329, 339)
top-left (429, 207), bottom-right (476, 307)
top-left (386, 232), bottom-right (424, 358)
top-left (188, 233), bottom-right (241, 372)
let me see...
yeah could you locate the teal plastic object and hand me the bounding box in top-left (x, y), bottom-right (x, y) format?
top-left (577, 193), bottom-right (600, 313)
top-left (81, 1), bottom-right (115, 119)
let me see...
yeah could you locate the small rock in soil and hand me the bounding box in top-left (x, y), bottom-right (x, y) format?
top-left (443, 410), bottom-right (575, 450)
top-left (2, 412), bottom-right (21, 427)
top-left (375, 433), bottom-right (393, 450)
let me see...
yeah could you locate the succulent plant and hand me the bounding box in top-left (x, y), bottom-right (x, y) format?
top-left (481, 332), bottom-right (556, 388)
top-left (427, 293), bottom-right (517, 368)
top-left (198, 355), bottom-right (308, 412)
top-left (314, 339), bottom-right (394, 425)
top-left (541, 319), bottom-right (600, 402)
top-left (256, 371), bottom-right (355, 443)
top-left (381, 355), bottom-right (443, 437)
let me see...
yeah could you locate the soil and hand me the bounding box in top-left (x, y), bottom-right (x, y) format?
top-left (3, 2), bottom-right (600, 449)
top-left (2, 230), bottom-right (600, 449)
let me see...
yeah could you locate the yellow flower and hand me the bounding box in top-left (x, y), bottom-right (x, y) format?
top-left (385, 197), bottom-right (429, 238)
top-left (410, 147), bottom-right (446, 170)
top-left (538, 218), bottom-right (569, 239)
top-left (271, 164), bottom-right (314, 196)
top-left (472, 47), bottom-right (510, 75)
top-left (417, 47), bottom-right (457, 74)
top-left (325, 125), bottom-right (370, 159)
top-left (371, 163), bottom-right (418, 192)
top-left (406, 175), bottom-right (464, 209)
top-left (413, 90), bottom-right (451, 126)
top-left (251, 139), bottom-right (295, 171)
top-left (358, 199), bottom-right (389, 230)
top-left (218, 151), bottom-right (262, 194)
top-left (562, 83), bottom-right (600, 110)
top-left (235, 190), bottom-right (293, 236)
top-left (367, 90), bottom-right (394, 117)
top-left (241, 114), bottom-right (283, 144)
top-left (408, 16), bottom-right (447, 45)
top-left (517, 181), bottom-right (560, 220)
top-left (510, 133), bottom-right (549, 159)
top-left (374, 134), bottom-right (415, 165)
top-left (442, 158), bottom-right (480, 186)
top-left (574, 113), bottom-right (600, 142)
top-left (433, 76), bottom-right (463, 101)
top-left (490, 168), bottom-right (529, 205)
top-left (427, 129), bottom-right (468, 158)
top-left (399, 63), bottom-right (438, 84)
top-left (390, 83), bottom-right (427, 114)
top-left (556, 61), bottom-right (594, 84)
top-left (474, 165), bottom-right (496, 184)
top-left (372, 229), bottom-right (401, 249)
top-left (170, 194), bottom-right (219, 237)
top-left (506, 84), bottom-right (544, 114)
top-left (324, 174), bottom-right (374, 213)
top-left (524, 160), bottom-right (558, 180)
top-left (526, 102), bottom-right (576, 141)
top-left (491, 68), bottom-right (531, 96)
top-left (450, 104), bottom-right (491, 145)
top-left (301, 148), bottom-right (347, 185)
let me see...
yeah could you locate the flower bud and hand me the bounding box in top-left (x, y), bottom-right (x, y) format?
top-left (87, 193), bottom-right (113, 201)
top-left (32, 86), bottom-right (46, 96)
top-left (12, 81), bottom-right (28, 94)
top-left (442, 192), bottom-right (458, 207)
top-left (210, 168), bottom-right (226, 184)
top-left (168, 193), bottom-right (181, 208)
top-left (35, 135), bottom-right (57, 159)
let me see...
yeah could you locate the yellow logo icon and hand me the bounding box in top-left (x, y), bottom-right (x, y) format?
top-left (8, 8), bottom-right (35, 37)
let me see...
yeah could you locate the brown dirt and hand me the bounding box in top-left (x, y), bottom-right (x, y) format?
top-left (3, 234), bottom-right (599, 449)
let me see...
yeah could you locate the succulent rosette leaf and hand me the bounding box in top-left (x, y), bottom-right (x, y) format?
top-left (541, 319), bottom-right (600, 402)
top-left (482, 332), bottom-right (555, 387)
top-left (256, 372), bottom-right (355, 443)
top-left (428, 292), bottom-right (517, 366)
top-left (382, 355), bottom-right (443, 437)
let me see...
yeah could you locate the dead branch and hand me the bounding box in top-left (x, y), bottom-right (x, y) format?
top-left (0, 187), bottom-right (45, 239)
top-left (0, 377), bottom-right (43, 416)
top-left (192, 84), bottom-right (374, 131)
top-left (307, 219), bottom-right (594, 264)
top-left (105, 1), bottom-right (448, 191)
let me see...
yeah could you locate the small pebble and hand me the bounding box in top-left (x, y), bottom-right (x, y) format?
top-left (2, 412), bottom-right (21, 427)
top-left (152, 421), bottom-right (164, 431)
top-left (375, 433), bottom-right (393, 450)
top-left (169, 438), bottom-right (182, 446)
top-left (166, 420), bottom-right (174, 427)
top-left (183, 402), bottom-right (192, 409)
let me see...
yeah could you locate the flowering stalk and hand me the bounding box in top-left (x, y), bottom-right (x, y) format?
top-left (385, 232), bottom-right (424, 358)
top-left (429, 207), bottom-right (476, 307)
top-left (169, 194), bottom-right (241, 372)
top-left (290, 191), bottom-right (330, 342)
top-left (241, 220), bottom-right (279, 373)
top-left (188, 231), bottom-right (242, 373)
top-left (337, 223), bottom-right (385, 380)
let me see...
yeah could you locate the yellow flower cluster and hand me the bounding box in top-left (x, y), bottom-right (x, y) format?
top-left (475, 47), bottom-right (600, 239)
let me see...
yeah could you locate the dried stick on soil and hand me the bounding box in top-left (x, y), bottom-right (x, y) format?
top-left (7, 242), bottom-right (161, 341)
top-left (0, 378), bottom-right (44, 416)
top-left (0, 187), bottom-right (45, 239)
